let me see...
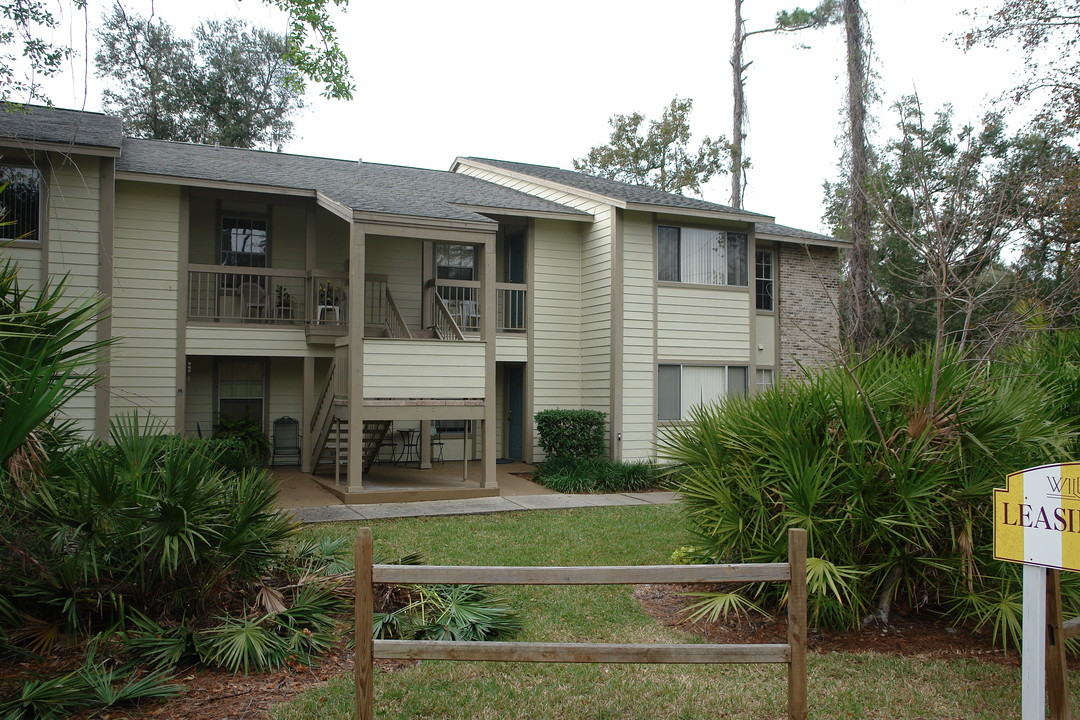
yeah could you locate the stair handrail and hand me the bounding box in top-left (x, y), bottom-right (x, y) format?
top-left (311, 362), bottom-right (335, 435)
top-left (384, 286), bottom-right (411, 339)
top-left (432, 293), bottom-right (465, 341)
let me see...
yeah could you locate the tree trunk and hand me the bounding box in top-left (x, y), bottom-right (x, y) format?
top-left (844, 0), bottom-right (873, 353)
top-left (730, 0), bottom-right (747, 209)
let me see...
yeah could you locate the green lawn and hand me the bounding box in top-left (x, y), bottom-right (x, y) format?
top-left (273, 505), bottom-right (1067, 719)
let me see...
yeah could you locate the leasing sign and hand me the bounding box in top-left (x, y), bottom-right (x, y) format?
top-left (994, 462), bottom-right (1080, 572)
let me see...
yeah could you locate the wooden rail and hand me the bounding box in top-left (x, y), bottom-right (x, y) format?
top-left (353, 527), bottom-right (808, 720)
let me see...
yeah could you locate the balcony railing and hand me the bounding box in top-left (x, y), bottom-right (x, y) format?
top-left (434, 280), bottom-right (528, 333)
top-left (187, 267), bottom-right (527, 334)
top-left (187, 266), bottom-right (347, 326)
top-left (497, 283), bottom-right (527, 332)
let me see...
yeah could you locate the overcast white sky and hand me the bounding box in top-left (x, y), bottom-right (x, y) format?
top-left (37, 0), bottom-right (1030, 233)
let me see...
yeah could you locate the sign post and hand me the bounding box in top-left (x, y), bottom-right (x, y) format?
top-left (994, 462), bottom-right (1080, 720)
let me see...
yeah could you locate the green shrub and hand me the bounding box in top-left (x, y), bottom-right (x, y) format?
top-left (374, 584), bottom-right (520, 642)
top-left (214, 414), bottom-right (271, 466)
top-left (536, 457), bottom-right (660, 493)
top-left (1, 414), bottom-right (297, 640)
top-left (534, 409), bottom-right (607, 459)
top-left (659, 344), bottom-right (1077, 649)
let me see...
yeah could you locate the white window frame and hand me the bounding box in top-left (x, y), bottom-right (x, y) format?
top-left (755, 248), bottom-right (774, 311)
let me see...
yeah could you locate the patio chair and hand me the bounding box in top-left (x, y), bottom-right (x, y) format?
top-left (239, 281), bottom-right (267, 321)
top-left (271, 416), bottom-right (301, 466)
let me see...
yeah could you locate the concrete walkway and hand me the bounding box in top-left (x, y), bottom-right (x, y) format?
top-left (289, 490), bottom-right (679, 524)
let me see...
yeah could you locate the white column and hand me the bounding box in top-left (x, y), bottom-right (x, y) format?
top-left (1022, 564), bottom-right (1047, 720)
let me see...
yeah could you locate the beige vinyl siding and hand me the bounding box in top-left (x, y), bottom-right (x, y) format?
top-left (270, 205), bottom-right (305, 270)
top-left (657, 286), bottom-right (751, 362)
top-left (47, 156), bottom-right (101, 433)
top-left (495, 334), bottom-right (527, 362)
top-left (186, 326), bottom-right (316, 356)
top-left (580, 206), bottom-right (612, 419)
top-left (756, 313), bottom-right (776, 368)
top-left (315, 207), bottom-right (348, 269)
top-left (454, 165), bottom-right (610, 459)
top-left (530, 218), bottom-right (584, 460)
top-left (619, 211), bottom-right (657, 460)
top-left (8, 245), bottom-right (41, 292)
top-left (184, 357), bottom-right (214, 436)
top-left (111, 181), bottom-right (181, 427)
top-left (364, 339), bottom-right (485, 399)
top-left (366, 235), bottom-right (422, 327)
top-left (268, 357), bottom-right (303, 426)
top-left (188, 196), bottom-right (216, 264)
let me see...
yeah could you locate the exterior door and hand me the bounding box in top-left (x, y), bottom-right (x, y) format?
top-left (506, 364), bottom-right (524, 460)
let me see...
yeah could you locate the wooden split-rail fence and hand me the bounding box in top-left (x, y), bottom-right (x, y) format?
top-left (353, 527), bottom-right (808, 720)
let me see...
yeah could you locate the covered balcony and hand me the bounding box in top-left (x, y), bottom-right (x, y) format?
top-left (185, 270), bottom-right (528, 339)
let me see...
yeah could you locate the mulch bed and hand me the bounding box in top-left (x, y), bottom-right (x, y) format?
top-left (5, 584), bottom-right (1064, 719)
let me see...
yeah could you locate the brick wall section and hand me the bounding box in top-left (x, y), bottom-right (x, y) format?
top-left (777, 243), bottom-right (841, 378)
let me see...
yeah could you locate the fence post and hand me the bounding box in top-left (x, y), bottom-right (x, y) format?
top-left (1046, 569), bottom-right (1071, 720)
top-left (787, 528), bottom-right (807, 720)
top-left (355, 528), bottom-right (374, 720)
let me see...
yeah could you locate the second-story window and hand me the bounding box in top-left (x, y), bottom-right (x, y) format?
top-left (755, 249), bottom-right (774, 311)
top-left (435, 243), bottom-right (476, 280)
top-left (221, 215), bottom-right (268, 269)
top-left (0, 165), bottom-right (42, 242)
top-left (657, 226), bottom-right (748, 286)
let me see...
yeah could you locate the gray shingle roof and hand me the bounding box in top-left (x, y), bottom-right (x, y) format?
top-left (0, 105), bottom-right (122, 149)
top-left (460, 157), bottom-right (773, 220)
top-left (756, 222), bottom-right (842, 244)
top-left (117, 139), bottom-right (589, 222)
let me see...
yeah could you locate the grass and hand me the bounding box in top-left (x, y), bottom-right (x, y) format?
top-left (274, 505), bottom-right (1076, 719)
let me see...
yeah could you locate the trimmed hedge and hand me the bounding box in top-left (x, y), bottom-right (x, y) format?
top-left (535, 457), bottom-right (661, 494)
top-left (534, 409), bottom-right (606, 459)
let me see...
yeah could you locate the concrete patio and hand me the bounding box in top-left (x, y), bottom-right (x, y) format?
top-left (271, 461), bottom-right (679, 524)
top-left (272, 460), bottom-right (555, 508)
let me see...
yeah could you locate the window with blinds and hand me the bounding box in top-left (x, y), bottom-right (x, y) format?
top-left (657, 225), bottom-right (748, 286)
top-left (657, 364), bottom-right (748, 421)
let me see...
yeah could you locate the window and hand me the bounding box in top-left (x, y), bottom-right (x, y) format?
top-left (755, 249), bottom-right (774, 311)
top-left (0, 165), bottom-right (41, 241)
top-left (658, 364), bottom-right (748, 421)
top-left (217, 361), bottom-right (266, 429)
top-left (756, 368), bottom-right (774, 392)
top-left (435, 243), bottom-right (476, 280)
top-left (657, 226), bottom-right (748, 286)
top-left (221, 215), bottom-right (269, 268)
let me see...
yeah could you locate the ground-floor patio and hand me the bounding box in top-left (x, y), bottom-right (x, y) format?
top-left (272, 460), bottom-right (553, 508)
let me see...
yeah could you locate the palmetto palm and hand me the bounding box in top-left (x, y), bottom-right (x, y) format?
top-left (659, 344), bottom-right (1075, 644)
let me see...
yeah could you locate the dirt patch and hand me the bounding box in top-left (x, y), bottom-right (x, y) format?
top-left (633, 584), bottom-right (1020, 665)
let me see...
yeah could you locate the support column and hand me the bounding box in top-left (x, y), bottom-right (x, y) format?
top-left (481, 235), bottom-right (497, 489)
top-left (346, 222), bottom-right (366, 493)
top-left (95, 158), bottom-right (115, 439)
top-left (301, 356), bottom-right (315, 473)
top-left (174, 189), bottom-right (190, 434)
top-left (419, 419), bottom-right (432, 469)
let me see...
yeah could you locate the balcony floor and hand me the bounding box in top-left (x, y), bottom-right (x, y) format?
top-left (271, 461), bottom-right (550, 508)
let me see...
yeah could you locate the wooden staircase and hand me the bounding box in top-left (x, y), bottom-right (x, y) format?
top-left (313, 418), bottom-right (395, 477)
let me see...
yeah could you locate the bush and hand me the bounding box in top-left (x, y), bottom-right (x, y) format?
top-left (1, 414), bottom-right (298, 642)
top-left (536, 457), bottom-right (660, 493)
top-left (659, 344), bottom-right (1077, 648)
top-left (534, 409), bottom-right (607, 459)
top-left (214, 414), bottom-right (271, 466)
